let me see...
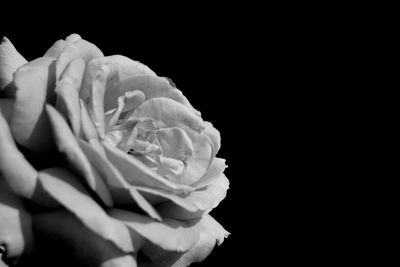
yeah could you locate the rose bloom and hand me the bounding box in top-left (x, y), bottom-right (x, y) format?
top-left (0, 34), bottom-right (229, 267)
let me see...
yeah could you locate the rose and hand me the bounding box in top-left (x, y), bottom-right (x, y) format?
top-left (0, 34), bottom-right (229, 267)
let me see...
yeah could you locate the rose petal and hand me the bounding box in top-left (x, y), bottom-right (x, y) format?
top-left (54, 38), bottom-right (104, 81)
top-left (78, 139), bottom-right (162, 221)
top-left (80, 55), bottom-right (156, 102)
top-left (141, 214), bottom-right (229, 266)
top-left (55, 57), bottom-right (85, 135)
top-left (46, 105), bottom-right (113, 206)
top-left (108, 75), bottom-right (196, 113)
top-left (65, 33), bottom-right (81, 43)
top-left (37, 168), bottom-right (136, 253)
top-left (33, 210), bottom-right (140, 267)
top-left (0, 98), bottom-right (14, 123)
top-left (131, 97), bottom-right (204, 133)
top-left (156, 127), bottom-right (194, 161)
top-left (103, 142), bottom-right (194, 194)
top-left (0, 178), bottom-right (34, 264)
top-left (204, 121), bottom-right (221, 158)
top-left (10, 57), bottom-right (57, 153)
top-left (79, 99), bottom-right (100, 140)
top-left (0, 112), bottom-right (37, 199)
top-left (109, 208), bottom-right (200, 252)
top-left (154, 171), bottom-right (229, 220)
top-left (0, 37), bottom-right (27, 91)
top-left (43, 34), bottom-right (81, 58)
top-left (192, 158), bottom-right (227, 189)
top-left (43, 39), bottom-right (68, 58)
top-left (88, 65), bottom-right (116, 138)
top-left (134, 186), bottom-right (200, 213)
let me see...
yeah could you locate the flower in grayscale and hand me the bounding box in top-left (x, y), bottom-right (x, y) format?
top-left (0, 34), bottom-right (229, 267)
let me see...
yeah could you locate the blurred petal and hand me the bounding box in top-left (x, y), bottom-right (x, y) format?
top-left (33, 210), bottom-right (140, 267)
top-left (0, 178), bottom-right (34, 265)
top-left (0, 98), bottom-right (14, 123)
top-left (142, 214), bottom-right (229, 267)
top-left (37, 168), bottom-right (136, 253)
top-left (46, 105), bottom-right (112, 206)
top-left (0, 112), bottom-right (37, 199)
top-left (43, 39), bottom-right (68, 58)
top-left (78, 139), bottom-right (162, 221)
top-left (80, 55), bottom-right (156, 102)
top-left (55, 57), bottom-right (85, 135)
top-left (103, 142), bottom-right (194, 194)
top-left (10, 57), bottom-right (56, 153)
top-left (204, 121), bottom-right (221, 158)
top-left (43, 34), bottom-right (80, 58)
top-left (109, 209), bottom-right (199, 252)
top-left (107, 75), bottom-right (196, 112)
top-left (0, 37), bottom-right (27, 91)
top-left (65, 33), bottom-right (81, 43)
top-left (192, 158), bottom-right (227, 189)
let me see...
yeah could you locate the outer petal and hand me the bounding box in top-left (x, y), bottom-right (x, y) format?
top-left (33, 210), bottom-right (139, 267)
top-left (109, 209), bottom-right (200, 252)
top-left (0, 37), bottom-right (27, 91)
top-left (0, 178), bottom-right (34, 265)
top-left (192, 158), bottom-right (227, 189)
top-left (204, 121), bottom-right (221, 158)
top-left (10, 57), bottom-right (56, 153)
top-left (80, 55), bottom-right (156, 102)
top-left (157, 174), bottom-right (229, 220)
top-left (37, 168), bottom-right (136, 253)
top-left (141, 214), bottom-right (229, 267)
top-left (0, 112), bottom-right (37, 199)
top-left (46, 105), bottom-right (113, 206)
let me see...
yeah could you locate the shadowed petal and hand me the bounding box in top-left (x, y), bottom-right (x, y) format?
top-left (55, 57), bottom-right (85, 135)
top-left (0, 98), bottom-right (14, 123)
top-left (109, 209), bottom-right (200, 252)
top-left (46, 105), bottom-right (112, 206)
top-left (0, 37), bottom-right (27, 91)
top-left (157, 174), bottom-right (229, 220)
top-left (37, 168), bottom-right (137, 253)
top-left (33, 210), bottom-right (140, 267)
top-left (103, 142), bottom-right (194, 194)
top-left (0, 112), bottom-right (37, 199)
top-left (10, 57), bottom-right (56, 153)
top-left (0, 178), bottom-right (34, 265)
top-left (78, 139), bottom-right (162, 221)
top-left (141, 214), bottom-right (229, 267)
